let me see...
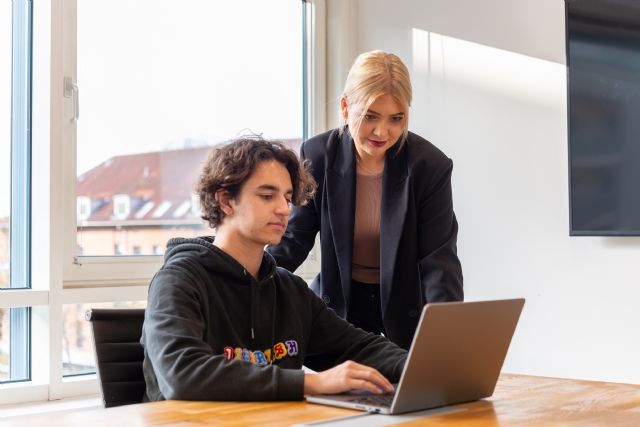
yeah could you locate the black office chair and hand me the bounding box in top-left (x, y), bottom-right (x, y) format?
top-left (86, 308), bottom-right (146, 407)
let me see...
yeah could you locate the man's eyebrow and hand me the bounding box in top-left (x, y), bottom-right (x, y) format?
top-left (257, 184), bottom-right (293, 194)
top-left (367, 109), bottom-right (405, 117)
top-left (257, 184), bottom-right (278, 191)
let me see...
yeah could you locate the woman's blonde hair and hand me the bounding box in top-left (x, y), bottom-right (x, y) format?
top-left (340, 50), bottom-right (412, 146)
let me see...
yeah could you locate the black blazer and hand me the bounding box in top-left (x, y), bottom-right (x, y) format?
top-left (267, 128), bottom-right (463, 349)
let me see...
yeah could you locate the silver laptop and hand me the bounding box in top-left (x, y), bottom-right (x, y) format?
top-left (306, 298), bottom-right (525, 415)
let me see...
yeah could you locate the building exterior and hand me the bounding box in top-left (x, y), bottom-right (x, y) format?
top-left (0, 217), bottom-right (7, 289)
top-left (0, 217), bottom-right (9, 379)
top-left (76, 146), bottom-right (210, 256)
top-left (75, 140), bottom-right (302, 257)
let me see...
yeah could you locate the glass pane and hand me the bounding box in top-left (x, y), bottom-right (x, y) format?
top-left (76, 0), bottom-right (303, 256)
top-left (1, 0), bottom-right (32, 386)
top-left (0, 0), bottom-right (11, 288)
top-left (0, 307), bottom-right (30, 383)
top-left (63, 301), bottom-right (147, 377)
top-left (0, 308), bottom-right (8, 381)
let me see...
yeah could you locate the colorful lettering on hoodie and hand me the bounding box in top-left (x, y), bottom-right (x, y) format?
top-left (223, 340), bottom-right (299, 366)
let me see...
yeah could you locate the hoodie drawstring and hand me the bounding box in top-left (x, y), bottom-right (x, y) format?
top-left (270, 276), bottom-right (277, 365)
top-left (249, 270), bottom-right (256, 340)
top-left (248, 270), bottom-right (278, 365)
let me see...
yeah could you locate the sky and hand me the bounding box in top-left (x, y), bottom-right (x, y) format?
top-left (1, 0), bottom-right (303, 218)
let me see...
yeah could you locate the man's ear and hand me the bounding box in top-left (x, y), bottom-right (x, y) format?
top-left (340, 96), bottom-right (349, 122)
top-left (216, 190), bottom-right (234, 216)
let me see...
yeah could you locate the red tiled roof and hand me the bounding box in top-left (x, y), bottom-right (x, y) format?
top-left (77, 139), bottom-right (302, 224)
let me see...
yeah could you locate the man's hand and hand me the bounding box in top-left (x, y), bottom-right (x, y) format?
top-left (303, 360), bottom-right (395, 395)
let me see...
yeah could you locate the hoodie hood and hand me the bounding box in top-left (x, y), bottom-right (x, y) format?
top-left (164, 236), bottom-right (277, 285)
top-left (164, 236), bottom-right (278, 344)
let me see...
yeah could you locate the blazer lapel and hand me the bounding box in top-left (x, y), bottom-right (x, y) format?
top-left (380, 142), bottom-right (409, 316)
top-left (326, 130), bottom-right (356, 306)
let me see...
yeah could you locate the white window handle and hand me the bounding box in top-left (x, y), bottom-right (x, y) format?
top-left (63, 76), bottom-right (79, 122)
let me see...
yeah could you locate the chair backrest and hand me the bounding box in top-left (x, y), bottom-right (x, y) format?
top-left (86, 308), bottom-right (146, 407)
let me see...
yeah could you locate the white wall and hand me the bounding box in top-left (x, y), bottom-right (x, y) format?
top-left (356, 0), bottom-right (640, 384)
top-left (357, 0), bottom-right (565, 64)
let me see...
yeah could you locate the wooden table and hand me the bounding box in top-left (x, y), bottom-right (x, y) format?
top-left (6, 374), bottom-right (640, 426)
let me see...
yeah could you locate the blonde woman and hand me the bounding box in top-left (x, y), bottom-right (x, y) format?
top-left (268, 50), bottom-right (463, 350)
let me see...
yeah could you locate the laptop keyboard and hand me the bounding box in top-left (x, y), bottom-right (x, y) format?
top-left (351, 394), bottom-right (394, 407)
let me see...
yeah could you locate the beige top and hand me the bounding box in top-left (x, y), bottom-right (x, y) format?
top-left (351, 172), bottom-right (382, 284)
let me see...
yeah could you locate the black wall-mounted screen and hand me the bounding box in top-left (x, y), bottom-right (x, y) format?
top-left (566, 0), bottom-right (640, 235)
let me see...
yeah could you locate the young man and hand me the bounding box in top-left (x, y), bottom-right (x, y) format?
top-left (141, 137), bottom-right (407, 401)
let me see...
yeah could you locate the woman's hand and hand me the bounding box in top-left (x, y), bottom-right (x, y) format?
top-left (303, 360), bottom-right (395, 395)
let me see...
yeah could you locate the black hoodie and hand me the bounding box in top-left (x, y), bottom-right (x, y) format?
top-left (141, 236), bottom-right (407, 402)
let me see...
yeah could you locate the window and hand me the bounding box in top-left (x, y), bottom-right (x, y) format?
top-left (0, 307), bottom-right (30, 383)
top-left (62, 301), bottom-right (146, 377)
top-left (113, 243), bottom-right (124, 256)
top-left (76, 196), bottom-right (91, 222)
top-left (0, 0), bottom-right (32, 385)
top-left (1, 0), bottom-right (10, 291)
top-left (0, 0), bottom-right (322, 404)
top-left (112, 194), bottom-right (130, 220)
top-left (190, 192), bottom-right (201, 217)
top-left (0, 308), bottom-right (9, 381)
top-left (74, 0), bottom-right (304, 260)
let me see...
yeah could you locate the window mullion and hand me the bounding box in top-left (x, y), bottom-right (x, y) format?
top-left (48, 0), bottom-right (77, 399)
top-left (303, 0), bottom-right (326, 136)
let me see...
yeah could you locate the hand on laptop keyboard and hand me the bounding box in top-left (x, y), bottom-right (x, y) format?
top-left (303, 360), bottom-right (395, 395)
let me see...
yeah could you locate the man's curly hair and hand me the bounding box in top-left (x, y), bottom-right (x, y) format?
top-left (196, 137), bottom-right (317, 229)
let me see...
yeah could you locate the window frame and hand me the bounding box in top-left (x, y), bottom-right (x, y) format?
top-left (1, 0), bottom-right (34, 387)
top-left (0, 0), bottom-right (327, 404)
top-left (60, 0), bottom-right (325, 287)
